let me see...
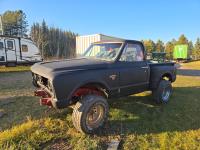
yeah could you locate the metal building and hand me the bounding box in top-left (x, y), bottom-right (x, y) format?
top-left (76, 34), bottom-right (123, 55)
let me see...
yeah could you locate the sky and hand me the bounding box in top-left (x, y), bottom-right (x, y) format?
top-left (0, 0), bottom-right (200, 43)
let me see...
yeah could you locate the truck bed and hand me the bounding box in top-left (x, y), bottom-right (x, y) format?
top-left (148, 60), bottom-right (175, 66)
top-left (148, 61), bottom-right (176, 89)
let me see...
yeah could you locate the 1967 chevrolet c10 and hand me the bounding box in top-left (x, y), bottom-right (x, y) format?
top-left (31, 39), bottom-right (176, 134)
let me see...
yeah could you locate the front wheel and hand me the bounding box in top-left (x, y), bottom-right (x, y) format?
top-left (152, 80), bottom-right (172, 104)
top-left (72, 95), bottom-right (109, 134)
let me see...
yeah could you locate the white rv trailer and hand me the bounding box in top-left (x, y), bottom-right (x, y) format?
top-left (76, 34), bottom-right (124, 55)
top-left (0, 35), bottom-right (42, 66)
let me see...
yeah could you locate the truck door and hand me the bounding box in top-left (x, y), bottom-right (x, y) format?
top-left (5, 39), bottom-right (17, 62)
top-left (0, 39), bottom-right (6, 63)
top-left (118, 43), bottom-right (149, 96)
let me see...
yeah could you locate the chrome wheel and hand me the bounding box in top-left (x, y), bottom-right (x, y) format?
top-left (152, 80), bottom-right (172, 104)
top-left (162, 86), bottom-right (171, 102)
top-left (86, 103), bottom-right (105, 130)
top-left (72, 95), bottom-right (109, 133)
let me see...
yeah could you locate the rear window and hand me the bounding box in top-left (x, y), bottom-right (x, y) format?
top-left (120, 43), bottom-right (144, 62)
top-left (22, 45), bottom-right (28, 52)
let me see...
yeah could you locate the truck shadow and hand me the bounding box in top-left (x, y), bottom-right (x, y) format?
top-left (177, 69), bottom-right (200, 76)
top-left (98, 86), bottom-right (200, 136)
top-left (2, 86), bottom-right (199, 138)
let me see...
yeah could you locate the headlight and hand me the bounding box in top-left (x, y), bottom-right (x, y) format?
top-left (47, 80), bottom-right (53, 92)
top-left (32, 73), bottom-right (39, 87)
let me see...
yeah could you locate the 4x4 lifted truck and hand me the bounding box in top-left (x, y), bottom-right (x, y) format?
top-left (31, 39), bottom-right (176, 134)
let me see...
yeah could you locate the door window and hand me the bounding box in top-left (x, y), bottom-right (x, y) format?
top-left (22, 45), bottom-right (28, 52)
top-left (0, 42), bottom-right (3, 50)
top-left (7, 40), bottom-right (14, 49)
top-left (120, 43), bottom-right (144, 62)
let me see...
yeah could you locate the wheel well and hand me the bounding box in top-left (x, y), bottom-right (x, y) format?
top-left (162, 73), bottom-right (172, 81)
top-left (71, 83), bottom-right (108, 100)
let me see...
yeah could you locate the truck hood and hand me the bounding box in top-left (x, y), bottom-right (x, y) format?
top-left (31, 57), bottom-right (110, 79)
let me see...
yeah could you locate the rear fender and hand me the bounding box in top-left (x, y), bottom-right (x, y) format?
top-left (150, 72), bottom-right (173, 89)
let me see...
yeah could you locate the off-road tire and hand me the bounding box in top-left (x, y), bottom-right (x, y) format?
top-left (152, 80), bottom-right (172, 104)
top-left (72, 94), bottom-right (109, 134)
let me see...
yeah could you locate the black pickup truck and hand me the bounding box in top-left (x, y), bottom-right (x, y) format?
top-left (31, 39), bottom-right (176, 134)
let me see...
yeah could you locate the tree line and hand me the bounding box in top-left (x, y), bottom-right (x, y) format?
top-left (142, 35), bottom-right (200, 60)
top-left (31, 20), bottom-right (77, 59)
top-left (1, 10), bottom-right (77, 60)
top-left (1, 10), bottom-right (200, 60)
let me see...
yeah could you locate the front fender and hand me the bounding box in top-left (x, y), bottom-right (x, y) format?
top-left (52, 69), bottom-right (111, 108)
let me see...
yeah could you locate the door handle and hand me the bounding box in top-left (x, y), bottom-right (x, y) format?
top-left (141, 66), bottom-right (148, 69)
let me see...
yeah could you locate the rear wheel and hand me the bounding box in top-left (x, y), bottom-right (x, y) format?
top-left (72, 95), bottom-right (109, 134)
top-left (152, 80), bottom-right (172, 104)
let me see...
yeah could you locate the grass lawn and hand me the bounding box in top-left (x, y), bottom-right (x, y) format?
top-left (181, 60), bottom-right (200, 70)
top-left (0, 62), bottom-right (200, 149)
top-left (0, 66), bottom-right (30, 72)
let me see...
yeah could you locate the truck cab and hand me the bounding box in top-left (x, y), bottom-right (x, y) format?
top-left (84, 40), bottom-right (150, 96)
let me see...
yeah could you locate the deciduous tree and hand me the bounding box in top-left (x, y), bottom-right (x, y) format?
top-left (142, 40), bottom-right (155, 53)
top-left (165, 42), bottom-right (174, 60)
top-left (2, 10), bottom-right (28, 36)
top-left (194, 38), bottom-right (200, 60)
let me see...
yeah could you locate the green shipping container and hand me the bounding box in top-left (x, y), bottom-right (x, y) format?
top-left (173, 45), bottom-right (188, 59)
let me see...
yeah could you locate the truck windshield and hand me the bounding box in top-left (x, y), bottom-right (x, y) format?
top-left (83, 43), bottom-right (122, 61)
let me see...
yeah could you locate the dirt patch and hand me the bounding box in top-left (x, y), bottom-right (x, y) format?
top-left (42, 138), bottom-right (72, 150)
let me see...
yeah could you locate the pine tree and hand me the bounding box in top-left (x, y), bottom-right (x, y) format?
top-left (155, 40), bottom-right (165, 52)
top-left (30, 21), bottom-right (76, 60)
top-left (41, 20), bottom-right (48, 58)
top-left (188, 41), bottom-right (194, 59)
top-left (177, 34), bottom-right (188, 45)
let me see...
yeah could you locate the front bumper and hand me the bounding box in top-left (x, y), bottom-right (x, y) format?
top-left (34, 89), bottom-right (53, 107)
top-left (34, 88), bottom-right (71, 109)
top-left (32, 72), bottom-right (72, 109)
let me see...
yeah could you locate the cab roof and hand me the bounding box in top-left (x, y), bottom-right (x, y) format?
top-left (93, 39), bottom-right (143, 44)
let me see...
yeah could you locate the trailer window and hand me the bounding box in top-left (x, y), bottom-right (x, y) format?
top-left (7, 41), bottom-right (14, 49)
top-left (0, 42), bottom-right (3, 50)
top-left (22, 45), bottom-right (28, 52)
